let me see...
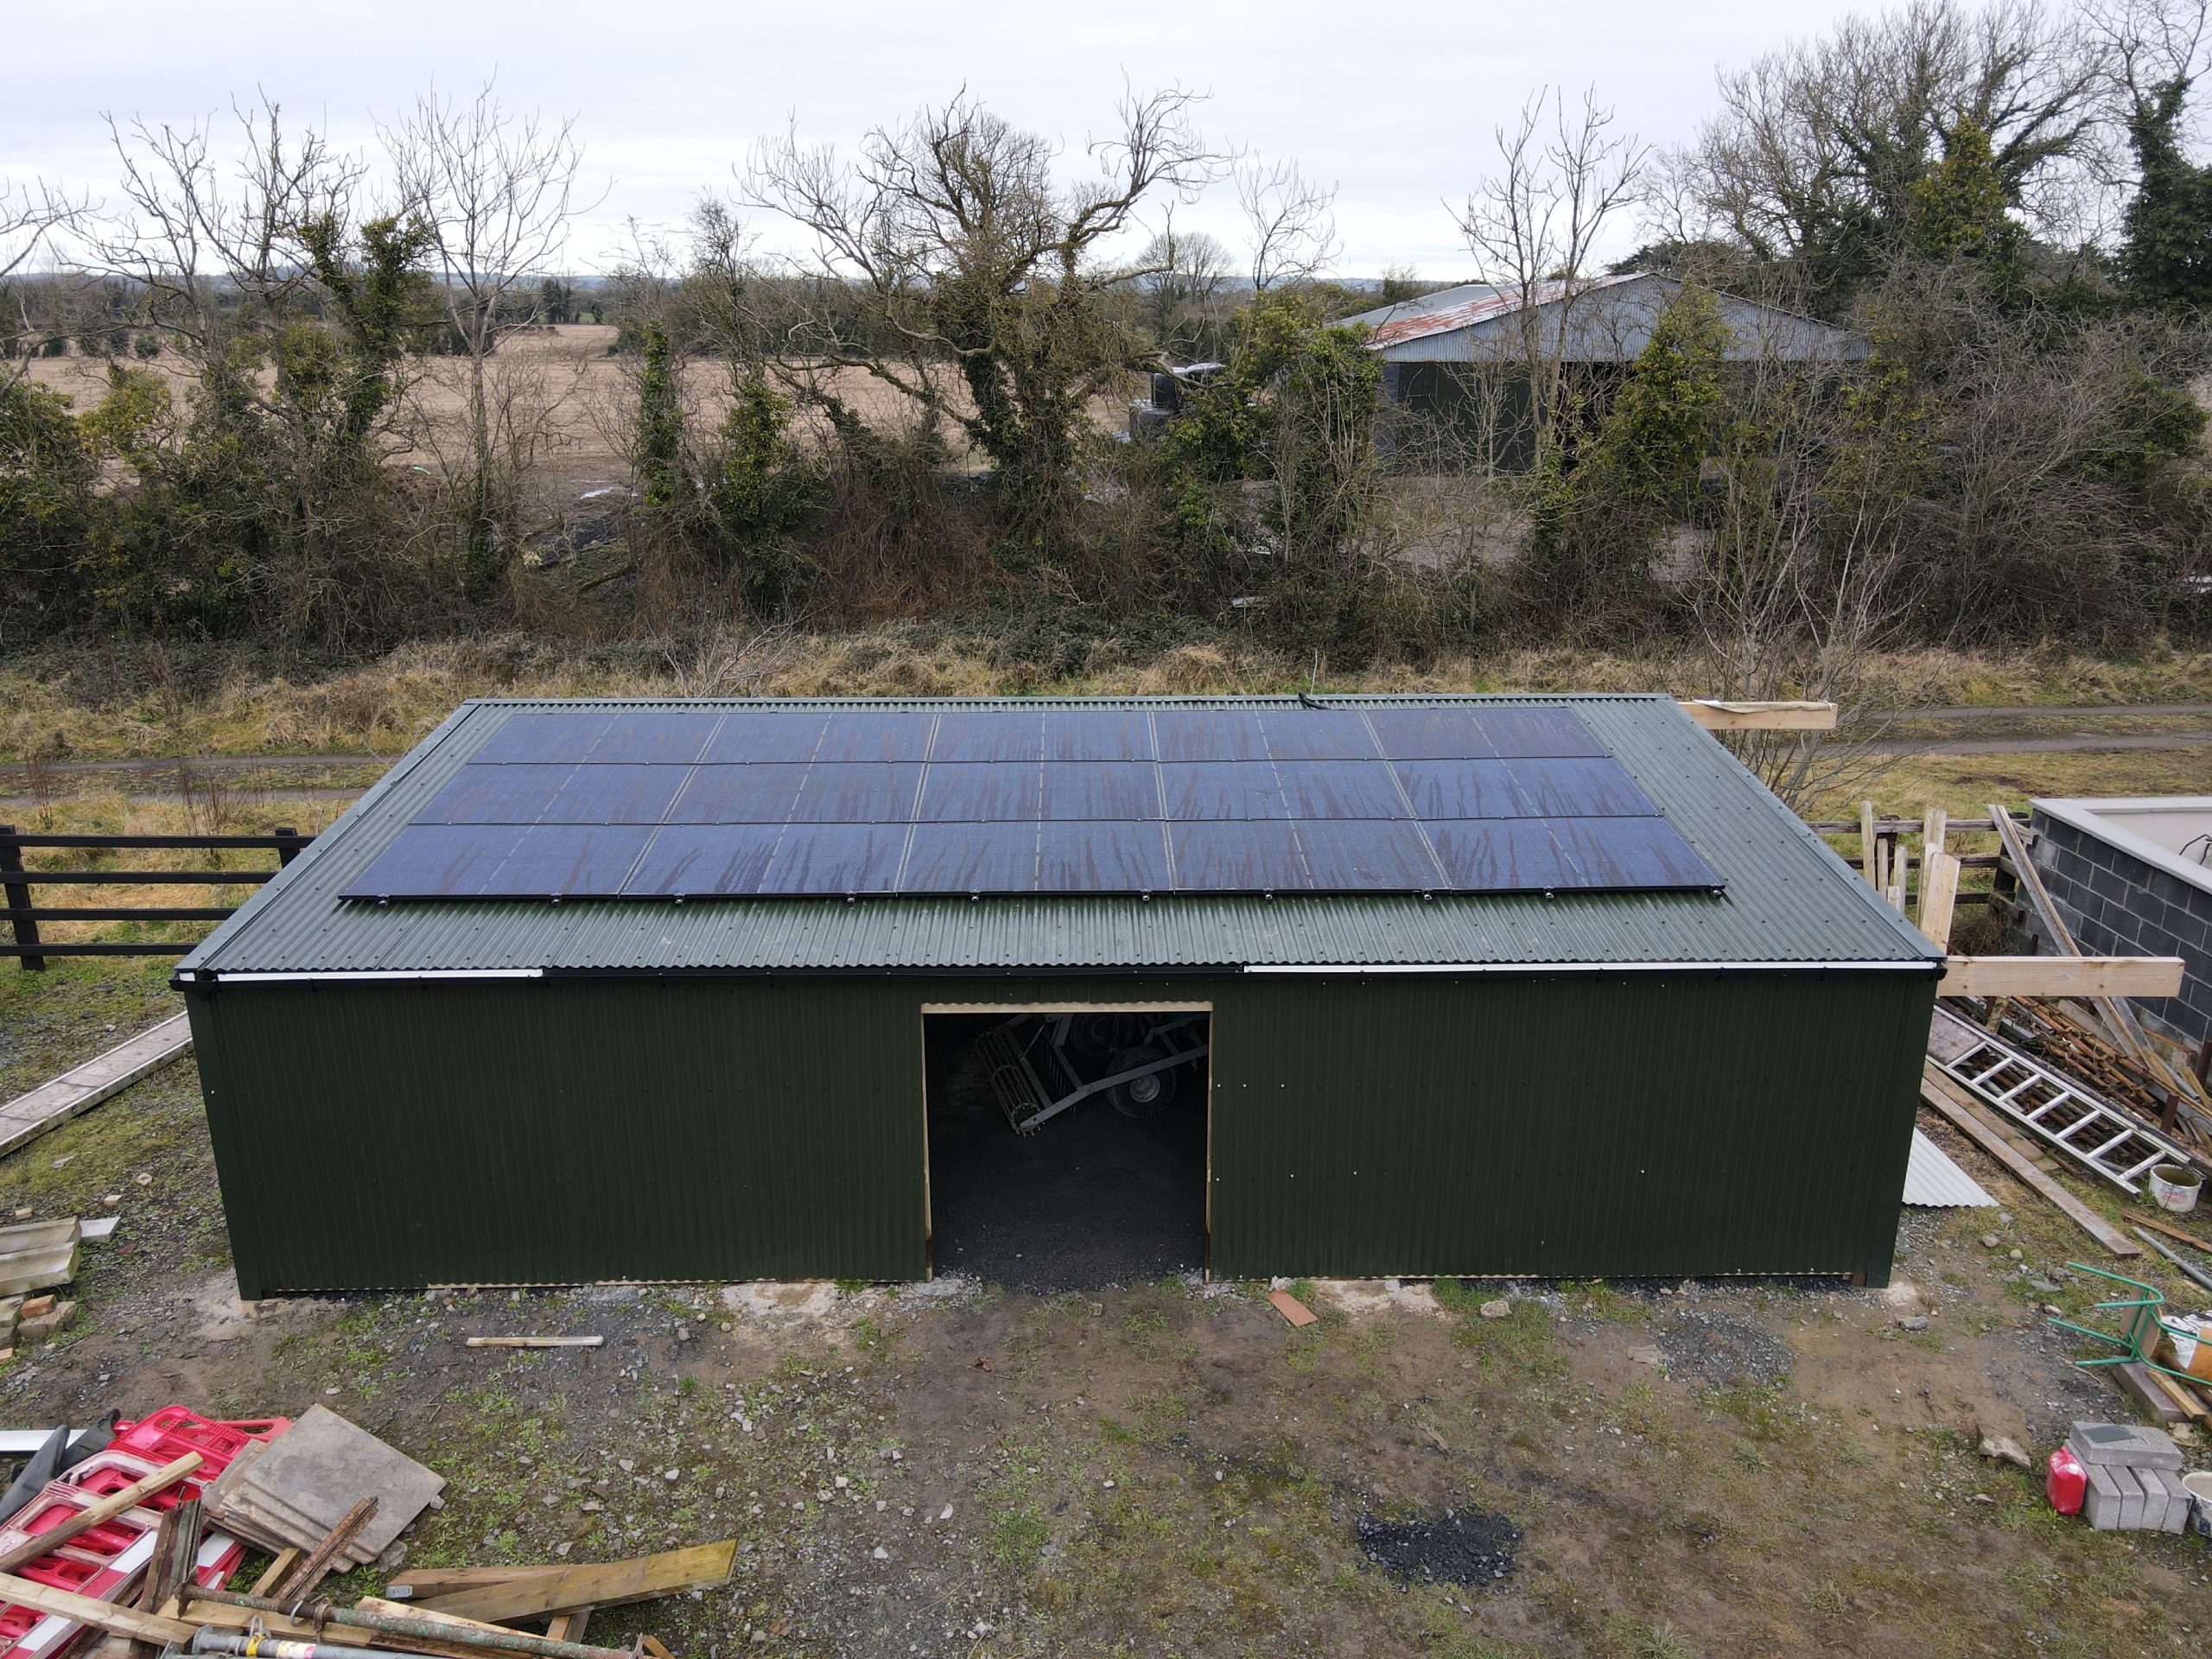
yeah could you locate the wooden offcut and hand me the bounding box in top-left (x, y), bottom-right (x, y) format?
top-left (1937, 956), bottom-right (2185, 998)
top-left (416, 1541), bottom-right (738, 1624)
top-left (1266, 1290), bottom-right (1319, 1328)
top-left (0, 1452), bottom-right (200, 1573)
top-left (1918, 850), bottom-right (1961, 952)
top-left (1920, 1065), bottom-right (2141, 1256)
top-left (2139, 1216), bottom-right (2212, 1255)
top-left (390, 1566), bottom-right (572, 1601)
top-left (0, 1573), bottom-right (194, 1643)
top-left (463, 1336), bottom-right (604, 1350)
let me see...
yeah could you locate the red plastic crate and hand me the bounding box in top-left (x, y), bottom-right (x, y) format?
top-left (0, 1408), bottom-right (285, 1659)
top-left (110, 1408), bottom-right (289, 1473)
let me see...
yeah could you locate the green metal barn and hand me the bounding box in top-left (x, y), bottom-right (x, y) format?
top-left (175, 694), bottom-right (1941, 1298)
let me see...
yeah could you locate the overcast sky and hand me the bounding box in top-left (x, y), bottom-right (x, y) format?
top-left (6, 0), bottom-right (1874, 277)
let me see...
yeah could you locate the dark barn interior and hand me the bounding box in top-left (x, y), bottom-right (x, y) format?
top-left (924, 1011), bottom-right (1210, 1292)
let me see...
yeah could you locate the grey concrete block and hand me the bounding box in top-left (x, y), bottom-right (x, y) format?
top-left (2068, 1421), bottom-right (2184, 1470)
top-left (2153, 1468), bottom-right (2193, 1533)
top-left (2084, 1462), bottom-right (2129, 1529)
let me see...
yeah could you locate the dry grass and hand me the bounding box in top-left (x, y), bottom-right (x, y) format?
top-left (5, 633), bottom-right (2209, 766)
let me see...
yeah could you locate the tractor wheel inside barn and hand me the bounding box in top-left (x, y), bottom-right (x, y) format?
top-left (1109, 1046), bottom-right (1178, 1117)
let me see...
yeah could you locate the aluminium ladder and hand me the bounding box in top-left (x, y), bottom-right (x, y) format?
top-left (1930, 1007), bottom-right (2194, 1194)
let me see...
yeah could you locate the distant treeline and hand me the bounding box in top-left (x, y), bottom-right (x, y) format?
top-left (1, 1), bottom-right (2209, 702)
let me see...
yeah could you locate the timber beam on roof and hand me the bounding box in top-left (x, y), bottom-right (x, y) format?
top-left (1677, 700), bottom-right (1839, 732)
top-left (1938, 956), bottom-right (2185, 998)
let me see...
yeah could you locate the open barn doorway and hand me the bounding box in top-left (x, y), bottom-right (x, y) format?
top-left (923, 1006), bottom-right (1211, 1292)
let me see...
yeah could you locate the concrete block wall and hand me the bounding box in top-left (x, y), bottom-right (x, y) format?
top-left (2029, 809), bottom-right (2212, 1050)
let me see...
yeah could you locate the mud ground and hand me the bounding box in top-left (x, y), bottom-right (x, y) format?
top-left (2, 968), bottom-right (2210, 1657)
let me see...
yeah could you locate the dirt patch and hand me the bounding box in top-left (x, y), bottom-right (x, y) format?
top-left (0, 1024), bottom-right (2209, 1654)
top-left (1356, 1503), bottom-right (1523, 1588)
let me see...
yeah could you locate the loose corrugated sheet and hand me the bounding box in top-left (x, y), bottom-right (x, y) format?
top-left (1904, 1129), bottom-right (1995, 1208)
top-left (181, 694), bottom-right (1942, 976)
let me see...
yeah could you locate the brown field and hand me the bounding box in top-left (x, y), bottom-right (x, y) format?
top-left (23, 325), bottom-right (1135, 504)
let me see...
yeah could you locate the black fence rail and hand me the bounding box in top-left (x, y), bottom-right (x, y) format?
top-left (0, 825), bottom-right (310, 968)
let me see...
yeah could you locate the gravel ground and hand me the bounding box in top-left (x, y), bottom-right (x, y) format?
top-left (1357, 1503), bottom-right (1524, 1588)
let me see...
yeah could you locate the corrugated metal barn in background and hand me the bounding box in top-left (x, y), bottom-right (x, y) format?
top-left (177, 695), bottom-right (1942, 1296)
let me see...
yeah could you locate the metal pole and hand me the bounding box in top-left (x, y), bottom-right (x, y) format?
top-left (181, 1589), bottom-right (637, 1659)
top-left (0, 826), bottom-right (44, 971)
top-left (2133, 1225), bottom-right (2212, 1296)
top-left (190, 1629), bottom-right (446, 1659)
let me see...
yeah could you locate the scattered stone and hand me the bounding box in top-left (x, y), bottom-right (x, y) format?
top-left (78, 1217), bottom-right (118, 1243)
top-left (618, 1459), bottom-right (635, 1473)
top-left (100, 1196), bottom-right (119, 1209)
top-left (1979, 1435), bottom-right (2031, 1470)
top-left (1897, 1316), bottom-right (1929, 1332)
top-left (555, 1541), bottom-right (572, 1558)
top-left (1628, 1345), bottom-right (1664, 1366)
top-left (2008, 1249), bottom-right (2024, 1262)
top-left (1478, 1300), bottom-right (1510, 1320)
top-left (1656, 1312), bottom-right (1791, 1390)
top-left (20, 1295), bottom-right (54, 1320)
top-left (132, 1173), bottom-right (151, 1186)
top-left (1980, 1234), bottom-right (2000, 1249)
top-left (663, 1468), bottom-right (680, 1482)
top-left (871, 1546), bottom-right (889, 1560)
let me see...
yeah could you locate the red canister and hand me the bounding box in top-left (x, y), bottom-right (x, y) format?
top-left (2047, 1446), bottom-right (2087, 1515)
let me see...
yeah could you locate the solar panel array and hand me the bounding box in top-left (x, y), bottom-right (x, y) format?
top-left (341, 706), bottom-right (1724, 900)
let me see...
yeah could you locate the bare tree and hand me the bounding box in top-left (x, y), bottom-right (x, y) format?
top-left (383, 83), bottom-right (592, 597)
top-left (1688, 354), bottom-right (1917, 809)
top-left (1236, 154), bottom-right (1340, 294)
top-left (0, 181), bottom-right (82, 389)
top-left (1131, 219), bottom-right (1231, 359)
top-left (1666, 1), bottom-right (2107, 306)
top-left (745, 86), bottom-right (1222, 524)
top-left (1454, 86), bottom-right (1648, 464)
top-left (91, 101), bottom-right (359, 361)
top-left (70, 100), bottom-right (435, 643)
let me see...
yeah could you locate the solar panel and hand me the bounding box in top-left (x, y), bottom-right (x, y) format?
top-left (472, 713), bottom-right (610, 765)
top-left (582, 712), bottom-right (723, 766)
top-left (762, 824), bottom-right (909, 894)
top-left (341, 702), bottom-right (1725, 901)
top-left (900, 822), bottom-right (1174, 893)
top-left (1041, 710), bottom-right (1154, 761)
top-left (926, 710), bottom-right (1045, 763)
top-left (527, 765), bottom-right (688, 825)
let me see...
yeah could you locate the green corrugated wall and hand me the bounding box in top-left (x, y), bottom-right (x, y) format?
top-left (187, 969), bottom-right (1933, 1297)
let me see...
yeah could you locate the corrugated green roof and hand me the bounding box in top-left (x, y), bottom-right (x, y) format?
top-left (179, 695), bottom-right (1938, 976)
